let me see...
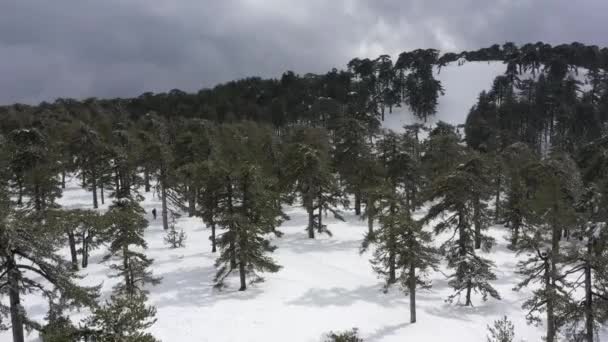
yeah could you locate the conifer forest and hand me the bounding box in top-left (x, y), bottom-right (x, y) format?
top-left (1, 42), bottom-right (608, 342)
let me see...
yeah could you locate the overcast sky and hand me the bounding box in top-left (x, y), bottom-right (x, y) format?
top-left (1, 0), bottom-right (607, 105)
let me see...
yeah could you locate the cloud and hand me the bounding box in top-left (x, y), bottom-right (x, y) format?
top-left (0, 0), bottom-right (606, 104)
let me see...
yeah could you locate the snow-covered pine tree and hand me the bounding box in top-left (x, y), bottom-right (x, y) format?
top-left (423, 153), bottom-right (500, 306)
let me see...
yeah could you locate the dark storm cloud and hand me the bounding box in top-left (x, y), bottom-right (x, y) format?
top-left (1, 0), bottom-right (606, 104)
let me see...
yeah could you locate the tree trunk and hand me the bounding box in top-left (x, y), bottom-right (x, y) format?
top-left (546, 258), bottom-right (555, 342)
top-left (367, 197), bottom-right (374, 235)
top-left (144, 168), bottom-right (151, 192)
top-left (81, 232), bottom-right (89, 269)
top-left (388, 204), bottom-right (396, 284)
top-left (82, 173), bottom-right (86, 188)
top-left (465, 280), bottom-right (472, 306)
top-left (495, 164), bottom-right (501, 221)
top-left (354, 192), bottom-right (361, 216)
top-left (227, 180), bottom-right (237, 269)
top-left (8, 260), bottom-right (25, 342)
top-left (123, 245), bottom-right (132, 295)
top-left (409, 263), bottom-right (417, 323)
top-left (474, 196), bottom-right (481, 249)
top-left (210, 219), bottom-right (217, 253)
top-left (307, 195), bottom-right (315, 239)
top-left (238, 258), bottom-right (247, 291)
top-left (458, 212), bottom-right (472, 306)
top-left (61, 170), bottom-right (66, 189)
top-left (100, 180), bottom-right (105, 205)
top-left (17, 180), bottom-right (23, 205)
top-left (92, 177), bottom-right (98, 209)
top-left (511, 220), bottom-right (520, 249)
top-left (34, 182), bottom-right (42, 212)
top-left (67, 230), bottom-right (78, 270)
top-left (82, 235), bottom-right (89, 268)
top-left (239, 177), bottom-right (249, 291)
top-left (585, 240), bottom-right (594, 342)
top-left (114, 169), bottom-right (120, 195)
top-left (161, 168), bottom-right (169, 230)
top-left (318, 197), bottom-right (323, 232)
top-left (188, 186), bottom-right (196, 217)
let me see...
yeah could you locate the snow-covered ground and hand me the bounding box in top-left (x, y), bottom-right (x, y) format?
top-left (5, 176), bottom-right (607, 342)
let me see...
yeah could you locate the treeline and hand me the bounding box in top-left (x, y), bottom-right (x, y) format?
top-left (0, 41), bottom-right (607, 342)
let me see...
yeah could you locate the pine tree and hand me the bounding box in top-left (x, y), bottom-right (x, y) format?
top-left (0, 196), bottom-right (98, 342)
top-left (514, 153), bottom-right (582, 342)
top-left (362, 189), bottom-right (438, 323)
top-left (164, 213), bottom-right (186, 248)
top-left (7, 128), bottom-right (62, 211)
top-left (71, 122), bottom-right (113, 209)
top-left (284, 127), bottom-right (342, 239)
top-left (142, 113), bottom-right (175, 231)
top-left (214, 164), bottom-right (283, 291)
top-left (500, 143), bottom-right (537, 248)
top-left (333, 117), bottom-right (373, 216)
top-left (486, 316), bottom-right (515, 342)
top-left (102, 196), bottom-right (160, 296)
top-left (423, 154), bottom-right (500, 306)
top-left (85, 292), bottom-right (159, 342)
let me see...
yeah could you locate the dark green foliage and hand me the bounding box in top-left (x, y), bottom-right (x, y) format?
top-left (39, 299), bottom-right (81, 342)
top-left (284, 127), bottom-right (344, 239)
top-left (0, 190), bottom-right (98, 342)
top-left (103, 197), bottom-right (160, 296)
top-left (85, 292), bottom-right (159, 342)
top-left (514, 153), bottom-right (583, 342)
top-left (7, 128), bottom-right (62, 211)
top-left (396, 49), bottom-right (444, 122)
top-left (423, 154), bottom-right (499, 306)
top-left (324, 328), bottom-right (364, 342)
top-left (211, 123), bottom-right (284, 291)
top-left (500, 143), bottom-right (538, 248)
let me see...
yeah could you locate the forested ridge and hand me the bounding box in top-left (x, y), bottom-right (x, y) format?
top-left (0, 41), bottom-right (607, 342)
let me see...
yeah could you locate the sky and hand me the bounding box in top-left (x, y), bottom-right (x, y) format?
top-left (1, 0), bottom-right (607, 105)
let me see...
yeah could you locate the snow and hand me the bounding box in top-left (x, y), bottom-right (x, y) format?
top-left (4, 175), bottom-right (607, 342)
top-left (381, 62), bottom-right (506, 133)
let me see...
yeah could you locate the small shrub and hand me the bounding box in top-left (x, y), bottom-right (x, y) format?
top-left (164, 215), bottom-right (186, 248)
top-left (324, 328), bottom-right (364, 342)
top-left (487, 316), bottom-right (515, 342)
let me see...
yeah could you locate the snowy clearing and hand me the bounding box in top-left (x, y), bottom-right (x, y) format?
top-left (4, 176), bottom-right (607, 342)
